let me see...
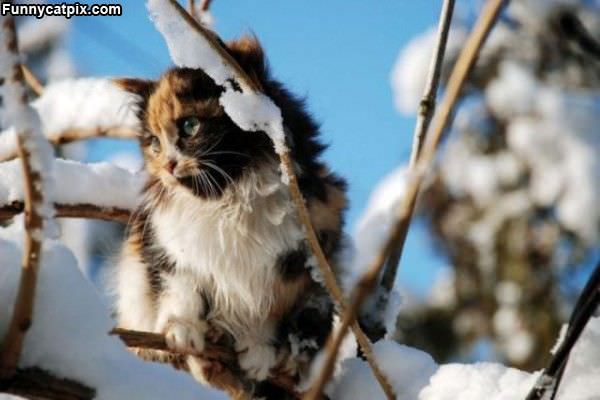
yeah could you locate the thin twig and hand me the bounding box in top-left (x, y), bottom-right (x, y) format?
top-left (188, 0), bottom-right (196, 18)
top-left (21, 64), bottom-right (43, 96)
top-left (200, 0), bottom-right (212, 12)
top-left (0, 15), bottom-right (48, 380)
top-left (0, 202), bottom-right (131, 223)
top-left (525, 261), bottom-right (600, 400)
top-left (305, 0), bottom-right (507, 397)
top-left (110, 328), bottom-right (300, 398)
top-left (165, 1), bottom-right (394, 397)
top-left (0, 126), bottom-right (138, 162)
top-left (376, 0), bottom-right (456, 335)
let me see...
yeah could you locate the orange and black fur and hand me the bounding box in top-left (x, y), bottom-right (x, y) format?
top-left (113, 36), bottom-right (346, 399)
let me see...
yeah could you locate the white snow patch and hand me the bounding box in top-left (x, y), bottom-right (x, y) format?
top-left (0, 222), bottom-right (226, 400)
top-left (0, 158), bottom-right (144, 210)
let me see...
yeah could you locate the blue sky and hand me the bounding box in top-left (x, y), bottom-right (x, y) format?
top-left (66, 1), bottom-right (452, 293)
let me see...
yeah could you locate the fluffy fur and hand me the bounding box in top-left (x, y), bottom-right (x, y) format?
top-left (112, 35), bottom-right (346, 399)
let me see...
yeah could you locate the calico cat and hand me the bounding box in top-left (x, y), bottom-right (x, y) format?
top-left (113, 36), bottom-right (347, 399)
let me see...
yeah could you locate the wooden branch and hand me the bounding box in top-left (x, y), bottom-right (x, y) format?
top-left (21, 64), bottom-right (44, 96)
top-left (164, 1), bottom-right (394, 398)
top-left (110, 328), bottom-right (300, 399)
top-left (305, 0), bottom-right (507, 397)
top-left (188, 0), bottom-right (196, 18)
top-left (1, 126), bottom-right (138, 162)
top-left (0, 201), bottom-right (131, 223)
top-left (376, 0), bottom-right (456, 335)
top-left (0, 15), bottom-right (48, 381)
top-left (0, 367), bottom-right (95, 400)
top-left (200, 0), bottom-right (213, 12)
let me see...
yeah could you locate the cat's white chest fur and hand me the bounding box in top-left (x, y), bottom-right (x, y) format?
top-left (150, 168), bottom-right (304, 333)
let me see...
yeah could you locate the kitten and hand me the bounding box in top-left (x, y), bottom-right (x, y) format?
top-left (113, 36), bottom-right (347, 399)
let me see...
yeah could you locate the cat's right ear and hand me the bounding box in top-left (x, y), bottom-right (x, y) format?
top-left (113, 78), bottom-right (155, 101)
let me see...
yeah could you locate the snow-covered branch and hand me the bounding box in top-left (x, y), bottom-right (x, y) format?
top-left (148, 0), bottom-right (394, 397)
top-left (0, 78), bottom-right (140, 161)
top-left (0, 158), bottom-right (143, 222)
top-left (0, 14), bottom-right (55, 380)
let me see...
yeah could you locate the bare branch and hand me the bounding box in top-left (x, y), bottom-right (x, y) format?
top-left (0, 15), bottom-right (49, 380)
top-left (188, 0), bottom-right (196, 18)
top-left (164, 1), bottom-right (394, 397)
top-left (21, 64), bottom-right (43, 96)
top-left (377, 0), bottom-right (456, 333)
top-left (0, 367), bottom-right (96, 400)
top-left (0, 201), bottom-right (131, 223)
top-left (200, 0), bottom-right (213, 12)
top-left (1, 126), bottom-right (138, 162)
top-left (305, 0), bottom-right (508, 397)
top-left (110, 328), bottom-right (300, 399)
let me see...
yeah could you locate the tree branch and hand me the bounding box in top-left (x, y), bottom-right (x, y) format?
top-left (525, 260), bottom-right (600, 400)
top-left (164, 1), bottom-right (394, 397)
top-left (1, 126), bottom-right (138, 162)
top-left (0, 201), bottom-right (131, 223)
top-left (21, 64), bottom-right (44, 96)
top-left (0, 367), bottom-right (95, 400)
top-left (200, 0), bottom-right (213, 12)
top-left (110, 328), bottom-right (300, 399)
top-left (375, 0), bottom-right (456, 338)
top-left (0, 15), bottom-right (49, 380)
top-left (305, 0), bottom-right (508, 397)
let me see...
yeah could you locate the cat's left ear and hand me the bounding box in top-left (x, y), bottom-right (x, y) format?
top-left (113, 78), bottom-right (155, 101)
top-left (226, 35), bottom-right (267, 88)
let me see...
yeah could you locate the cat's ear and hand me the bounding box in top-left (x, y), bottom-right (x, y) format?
top-left (113, 78), bottom-right (155, 100)
top-left (226, 35), bottom-right (267, 87)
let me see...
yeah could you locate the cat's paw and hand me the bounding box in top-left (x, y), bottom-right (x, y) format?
top-left (162, 317), bottom-right (208, 354)
top-left (237, 342), bottom-right (278, 381)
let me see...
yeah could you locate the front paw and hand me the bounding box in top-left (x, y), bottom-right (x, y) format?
top-left (162, 317), bottom-right (208, 354)
top-left (237, 342), bottom-right (278, 381)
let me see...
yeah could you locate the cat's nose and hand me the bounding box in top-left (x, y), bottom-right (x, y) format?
top-left (165, 159), bottom-right (177, 174)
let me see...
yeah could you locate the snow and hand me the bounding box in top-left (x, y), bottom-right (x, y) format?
top-left (0, 158), bottom-right (144, 211)
top-left (31, 78), bottom-right (141, 140)
top-left (419, 363), bottom-right (536, 400)
top-left (352, 166), bottom-right (407, 279)
top-left (146, 0), bottom-right (289, 167)
top-left (0, 78), bottom-right (140, 161)
top-left (0, 222), bottom-right (226, 400)
top-left (327, 316), bottom-right (600, 400)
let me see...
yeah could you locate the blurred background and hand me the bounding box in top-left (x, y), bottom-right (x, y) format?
top-left (19, 0), bottom-right (600, 372)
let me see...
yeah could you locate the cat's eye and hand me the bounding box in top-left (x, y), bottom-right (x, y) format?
top-left (181, 117), bottom-right (201, 137)
top-left (150, 136), bottom-right (161, 152)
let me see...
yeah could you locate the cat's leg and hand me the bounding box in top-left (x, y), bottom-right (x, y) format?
top-left (236, 321), bottom-right (280, 381)
top-left (155, 271), bottom-right (208, 354)
top-left (115, 242), bottom-right (157, 332)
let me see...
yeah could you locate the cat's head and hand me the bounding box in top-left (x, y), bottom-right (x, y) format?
top-left (116, 36), bottom-right (276, 199)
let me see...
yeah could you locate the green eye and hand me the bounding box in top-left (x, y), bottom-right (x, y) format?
top-left (182, 117), bottom-right (201, 137)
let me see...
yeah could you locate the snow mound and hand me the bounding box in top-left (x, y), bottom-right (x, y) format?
top-left (0, 222), bottom-right (226, 400)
